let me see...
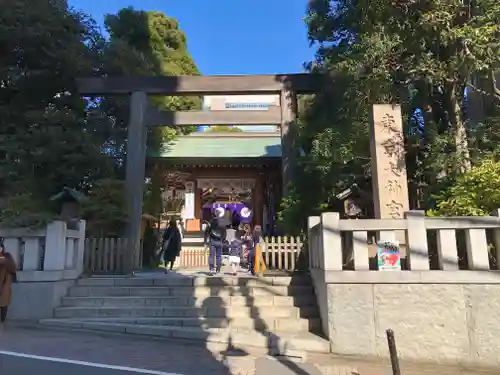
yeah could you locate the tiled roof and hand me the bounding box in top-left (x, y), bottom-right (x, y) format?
top-left (150, 133), bottom-right (282, 158)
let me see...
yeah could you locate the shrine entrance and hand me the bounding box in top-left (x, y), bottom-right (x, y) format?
top-left (198, 178), bottom-right (254, 225)
top-left (150, 132), bottom-right (283, 235)
top-left (76, 74), bottom-right (317, 272)
top-left (161, 177), bottom-right (257, 230)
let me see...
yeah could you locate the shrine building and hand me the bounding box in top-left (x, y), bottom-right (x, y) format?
top-left (147, 131), bottom-right (283, 235)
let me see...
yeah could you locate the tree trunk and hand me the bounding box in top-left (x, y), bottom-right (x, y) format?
top-left (445, 82), bottom-right (471, 173)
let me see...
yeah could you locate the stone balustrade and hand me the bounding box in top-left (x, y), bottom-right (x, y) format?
top-left (307, 211), bottom-right (500, 370)
top-left (3, 220), bottom-right (86, 319)
top-left (308, 210), bottom-right (500, 272)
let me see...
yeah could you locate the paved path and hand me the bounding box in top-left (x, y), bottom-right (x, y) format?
top-left (0, 325), bottom-right (242, 375)
top-left (0, 351), bottom-right (184, 375)
top-left (0, 351), bottom-right (329, 375)
top-left (1, 324), bottom-right (499, 375)
top-left (0, 325), bottom-right (327, 375)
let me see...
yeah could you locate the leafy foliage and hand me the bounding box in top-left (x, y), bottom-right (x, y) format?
top-left (428, 159), bottom-right (500, 217)
top-left (0, 0), bottom-right (113, 224)
top-left (278, 0), bottom-right (500, 231)
top-left (0, 191), bottom-right (56, 228)
top-left (100, 7), bottom-right (202, 219)
top-left (81, 179), bottom-right (128, 236)
top-left (101, 8), bottom-right (201, 160)
top-left (0, 2), bottom-right (201, 232)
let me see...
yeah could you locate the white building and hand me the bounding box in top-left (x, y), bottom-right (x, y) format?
top-left (200, 95), bottom-right (280, 132)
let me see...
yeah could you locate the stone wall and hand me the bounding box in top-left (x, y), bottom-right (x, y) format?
top-left (10, 279), bottom-right (76, 320)
top-left (308, 210), bottom-right (500, 369)
top-left (319, 275), bottom-right (500, 368)
top-left (2, 220), bottom-right (86, 321)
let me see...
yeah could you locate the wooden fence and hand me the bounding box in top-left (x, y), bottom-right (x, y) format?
top-left (263, 236), bottom-right (306, 271)
top-left (84, 235), bottom-right (306, 274)
top-left (84, 238), bottom-right (128, 274)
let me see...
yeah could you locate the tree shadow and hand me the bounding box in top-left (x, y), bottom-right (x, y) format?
top-left (219, 273), bottom-right (325, 375)
top-left (52, 271), bottom-right (240, 375)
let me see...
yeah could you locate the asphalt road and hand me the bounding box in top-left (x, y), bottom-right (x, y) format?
top-left (0, 351), bottom-right (184, 375)
top-left (0, 350), bottom-right (325, 375)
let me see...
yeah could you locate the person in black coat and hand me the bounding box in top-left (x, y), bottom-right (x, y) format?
top-left (162, 220), bottom-right (182, 273)
top-left (204, 207), bottom-right (229, 275)
top-left (231, 210), bottom-right (241, 230)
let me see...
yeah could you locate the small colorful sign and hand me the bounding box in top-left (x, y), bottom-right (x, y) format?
top-left (377, 240), bottom-right (401, 270)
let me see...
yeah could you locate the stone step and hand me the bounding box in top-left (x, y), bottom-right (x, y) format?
top-left (61, 295), bottom-right (316, 308)
top-left (53, 305), bottom-right (318, 319)
top-left (62, 296), bottom-right (316, 307)
top-left (42, 316), bottom-right (321, 331)
top-left (68, 285), bottom-right (314, 297)
top-left (38, 319), bottom-right (331, 355)
top-left (77, 275), bottom-right (310, 287)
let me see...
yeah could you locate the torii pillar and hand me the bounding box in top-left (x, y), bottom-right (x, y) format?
top-left (280, 88), bottom-right (298, 196)
top-left (124, 91), bottom-right (148, 274)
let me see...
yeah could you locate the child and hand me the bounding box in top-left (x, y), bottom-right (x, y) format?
top-left (228, 227), bottom-right (245, 276)
top-left (241, 225), bottom-right (255, 274)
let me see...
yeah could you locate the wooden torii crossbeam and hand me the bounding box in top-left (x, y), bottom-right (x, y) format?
top-left (76, 74), bottom-right (320, 95)
top-left (76, 73), bottom-right (322, 273)
top-left (144, 106), bottom-right (282, 126)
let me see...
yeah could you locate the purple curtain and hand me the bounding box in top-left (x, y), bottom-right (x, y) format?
top-left (202, 202), bottom-right (253, 223)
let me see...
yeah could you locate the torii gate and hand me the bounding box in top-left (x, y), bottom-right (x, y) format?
top-left (76, 74), bottom-right (320, 273)
top-left (77, 75), bottom-right (411, 273)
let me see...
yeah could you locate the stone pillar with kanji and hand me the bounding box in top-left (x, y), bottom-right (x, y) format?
top-left (369, 104), bottom-right (410, 244)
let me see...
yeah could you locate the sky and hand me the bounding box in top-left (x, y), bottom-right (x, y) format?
top-left (68, 0), bottom-right (316, 75)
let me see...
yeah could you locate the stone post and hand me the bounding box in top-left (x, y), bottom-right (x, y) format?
top-left (76, 219), bottom-right (86, 275)
top-left (404, 210), bottom-right (429, 270)
top-left (3, 237), bottom-right (20, 269)
top-left (124, 91), bottom-right (148, 274)
top-left (369, 104), bottom-right (410, 244)
top-left (44, 221), bottom-right (67, 271)
top-left (307, 216), bottom-right (320, 269)
top-left (320, 212), bottom-right (342, 270)
top-left (280, 88), bottom-right (298, 196)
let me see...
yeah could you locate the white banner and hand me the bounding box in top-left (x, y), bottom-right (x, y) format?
top-left (183, 182), bottom-right (195, 219)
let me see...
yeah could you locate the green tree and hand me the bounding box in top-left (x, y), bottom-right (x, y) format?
top-left (81, 179), bottom-right (128, 236)
top-left (279, 0), bottom-right (500, 232)
top-left (0, 0), bottom-right (117, 226)
top-left (307, 0), bottom-right (500, 172)
top-left (99, 8), bottom-right (202, 219)
top-left (0, 3), bottom-right (203, 232)
top-left (100, 8), bottom-right (201, 162)
top-left (428, 159), bottom-right (500, 216)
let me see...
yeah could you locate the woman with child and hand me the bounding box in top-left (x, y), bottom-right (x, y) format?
top-left (204, 209), bottom-right (266, 276)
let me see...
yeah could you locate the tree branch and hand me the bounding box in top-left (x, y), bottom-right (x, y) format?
top-left (467, 74), bottom-right (500, 103)
top-left (491, 71), bottom-right (500, 99)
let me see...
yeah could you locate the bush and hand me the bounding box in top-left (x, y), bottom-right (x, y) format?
top-left (428, 159), bottom-right (500, 216)
top-left (81, 178), bottom-right (128, 236)
top-left (0, 190), bottom-right (56, 228)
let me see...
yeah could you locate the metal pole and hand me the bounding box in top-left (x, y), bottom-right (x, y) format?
top-left (124, 91), bottom-right (148, 274)
top-left (386, 329), bottom-right (402, 375)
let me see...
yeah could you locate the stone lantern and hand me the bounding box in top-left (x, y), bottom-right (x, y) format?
top-left (50, 187), bottom-right (86, 224)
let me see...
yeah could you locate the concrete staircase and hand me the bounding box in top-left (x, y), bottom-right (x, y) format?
top-left (39, 273), bottom-right (330, 356)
